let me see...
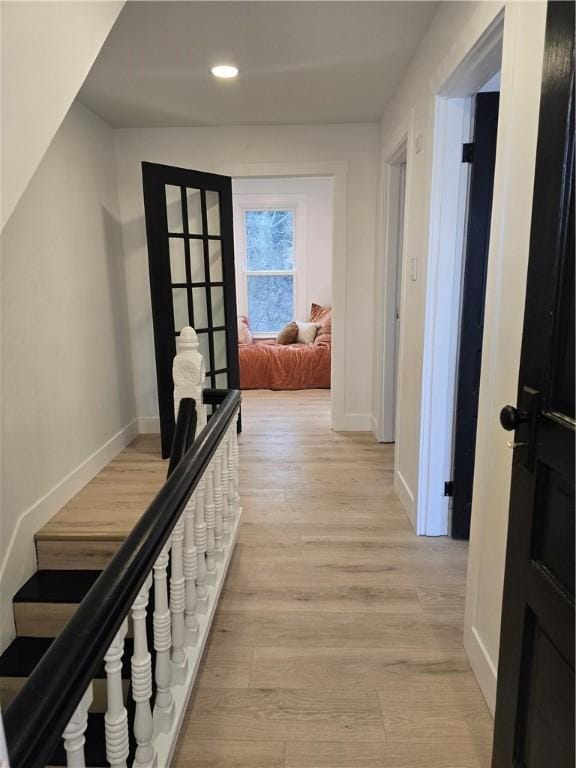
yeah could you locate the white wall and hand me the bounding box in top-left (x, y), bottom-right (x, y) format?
top-left (375, 0), bottom-right (547, 711)
top-left (232, 176), bottom-right (334, 323)
top-left (113, 124), bottom-right (378, 426)
top-left (0, 1), bottom-right (124, 230)
top-left (0, 101), bottom-right (137, 647)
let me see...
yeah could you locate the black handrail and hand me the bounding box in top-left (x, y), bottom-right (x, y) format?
top-left (4, 389), bottom-right (241, 768)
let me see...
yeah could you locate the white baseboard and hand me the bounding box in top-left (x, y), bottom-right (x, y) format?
top-left (0, 418), bottom-right (139, 651)
top-left (394, 469), bottom-right (416, 529)
top-left (137, 416), bottom-right (161, 434)
top-left (332, 412), bottom-right (372, 431)
top-left (464, 624), bottom-right (497, 716)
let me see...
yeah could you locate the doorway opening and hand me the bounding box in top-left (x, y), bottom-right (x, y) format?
top-left (417, 14), bottom-right (503, 537)
top-left (377, 140), bottom-right (408, 447)
top-left (231, 175), bottom-right (335, 418)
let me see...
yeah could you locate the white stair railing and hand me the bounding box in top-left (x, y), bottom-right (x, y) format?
top-left (5, 326), bottom-right (241, 768)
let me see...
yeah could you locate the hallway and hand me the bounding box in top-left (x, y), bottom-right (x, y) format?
top-left (173, 390), bottom-right (493, 767)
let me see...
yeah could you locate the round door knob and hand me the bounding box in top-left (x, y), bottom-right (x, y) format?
top-left (499, 405), bottom-right (529, 431)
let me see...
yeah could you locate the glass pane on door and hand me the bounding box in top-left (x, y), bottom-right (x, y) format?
top-left (214, 330), bottom-right (227, 370)
top-left (212, 287), bottom-right (226, 326)
top-left (206, 190), bottom-right (221, 235)
top-left (172, 287), bottom-right (189, 331)
top-left (191, 287), bottom-right (207, 328)
top-left (166, 185), bottom-right (183, 233)
top-left (190, 240), bottom-right (205, 283)
top-left (209, 240), bottom-right (223, 282)
top-left (169, 238), bottom-right (187, 283)
top-left (187, 189), bottom-right (203, 235)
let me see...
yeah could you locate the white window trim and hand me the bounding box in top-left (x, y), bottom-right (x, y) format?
top-left (233, 193), bottom-right (308, 337)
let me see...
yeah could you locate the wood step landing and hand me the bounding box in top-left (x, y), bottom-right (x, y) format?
top-left (35, 435), bottom-right (166, 570)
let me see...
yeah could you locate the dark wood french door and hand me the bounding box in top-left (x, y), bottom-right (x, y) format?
top-left (492, 2), bottom-right (574, 765)
top-left (142, 163), bottom-right (239, 457)
top-left (452, 91), bottom-right (499, 539)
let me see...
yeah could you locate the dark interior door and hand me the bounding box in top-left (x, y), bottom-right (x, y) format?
top-left (492, 3), bottom-right (574, 766)
top-left (142, 163), bottom-right (239, 457)
top-left (451, 92), bottom-right (499, 540)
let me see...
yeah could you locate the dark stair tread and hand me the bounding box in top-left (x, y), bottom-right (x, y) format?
top-left (0, 636), bottom-right (134, 679)
top-left (13, 570), bottom-right (102, 604)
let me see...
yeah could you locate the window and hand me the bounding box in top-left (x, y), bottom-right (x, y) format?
top-left (234, 192), bottom-right (307, 336)
top-left (244, 210), bottom-right (295, 333)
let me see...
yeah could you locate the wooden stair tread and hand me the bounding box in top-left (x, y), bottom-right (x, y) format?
top-left (14, 570), bottom-right (102, 604)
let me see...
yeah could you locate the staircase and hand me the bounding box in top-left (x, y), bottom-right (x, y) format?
top-left (0, 485), bottom-right (155, 765)
top-left (1, 573), bottom-right (132, 765)
top-left (2, 327), bottom-right (243, 768)
top-left (0, 435), bottom-right (165, 720)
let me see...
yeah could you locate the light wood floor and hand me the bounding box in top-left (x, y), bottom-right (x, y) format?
top-left (173, 390), bottom-right (493, 768)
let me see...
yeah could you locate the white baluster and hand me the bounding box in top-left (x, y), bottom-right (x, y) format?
top-left (173, 326), bottom-right (207, 430)
top-left (203, 467), bottom-right (217, 573)
top-left (131, 576), bottom-right (157, 768)
top-left (183, 493), bottom-right (199, 638)
top-left (170, 515), bottom-right (188, 683)
top-left (226, 427), bottom-right (235, 525)
top-left (213, 449), bottom-right (225, 551)
top-left (221, 435), bottom-right (230, 539)
top-left (195, 477), bottom-right (210, 601)
top-left (232, 415), bottom-right (241, 516)
top-left (104, 620), bottom-right (129, 768)
top-left (206, 461), bottom-right (222, 561)
top-left (153, 546), bottom-right (174, 732)
top-left (62, 684), bottom-right (93, 768)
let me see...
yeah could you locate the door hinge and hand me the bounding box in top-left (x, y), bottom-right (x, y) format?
top-left (444, 480), bottom-right (454, 497)
top-left (462, 143), bottom-right (474, 163)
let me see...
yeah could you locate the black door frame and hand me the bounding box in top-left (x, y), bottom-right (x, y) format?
top-left (451, 92), bottom-right (500, 539)
top-left (142, 162), bottom-right (239, 457)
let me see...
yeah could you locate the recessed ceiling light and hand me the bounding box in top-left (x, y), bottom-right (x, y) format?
top-left (211, 65), bottom-right (239, 79)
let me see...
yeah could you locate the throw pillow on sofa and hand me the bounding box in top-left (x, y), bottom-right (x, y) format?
top-left (238, 315), bottom-right (253, 345)
top-left (295, 320), bottom-right (320, 344)
top-left (276, 321), bottom-right (299, 345)
top-left (309, 303), bottom-right (332, 346)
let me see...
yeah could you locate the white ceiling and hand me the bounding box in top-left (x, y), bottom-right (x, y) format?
top-left (78, 1), bottom-right (437, 127)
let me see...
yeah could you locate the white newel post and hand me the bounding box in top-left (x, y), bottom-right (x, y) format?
top-left (173, 326), bottom-right (207, 432)
top-left (153, 546), bottom-right (175, 732)
top-left (104, 620), bottom-right (129, 768)
top-left (130, 576), bottom-right (157, 768)
top-left (170, 514), bottom-right (188, 682)
top-left (183, 493), bottom-right (199, 636)
top-left (62, 684), bottom-right (93, 768)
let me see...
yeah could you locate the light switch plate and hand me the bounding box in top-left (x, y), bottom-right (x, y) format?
top-left (415, 133), bottom-right (423, 154)
top-left (410, 257), bottom-right (418, 281)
